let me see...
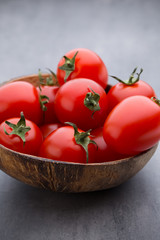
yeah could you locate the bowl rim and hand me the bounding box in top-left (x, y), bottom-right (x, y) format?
top-left (0, 73), bottom-right (50, 84)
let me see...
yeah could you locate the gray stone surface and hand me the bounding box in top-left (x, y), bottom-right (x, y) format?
top-left (0, 0), bottom-right (160, 239)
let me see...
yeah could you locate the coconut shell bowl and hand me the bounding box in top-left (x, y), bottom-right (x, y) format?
top-left (0, 75), bottom-right (158, 193)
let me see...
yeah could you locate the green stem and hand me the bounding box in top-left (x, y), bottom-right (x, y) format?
top-left (58, 51), bottom-right (78, 82)
top-left (38, 68), bottom-right (58, 87)
top-left (46, 68), bottom-right (58, 86)
top-left (39, 94), bottom-right (49, 112)
top-left (4, 112), bottom-right (31, 145)
top-left (84, 88), bottom-right (100, 117)
top-left (151, 97), bottom-right (160, 106)
top-left (110, 67), bottom-right (143, 85)
top-left (65, 122), bottom-right (97, 163)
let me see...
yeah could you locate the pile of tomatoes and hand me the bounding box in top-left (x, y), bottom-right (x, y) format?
top-left (0, 48), bottom-right (160, 164)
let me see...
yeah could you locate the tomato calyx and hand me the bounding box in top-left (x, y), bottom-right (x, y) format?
top-left (38, 69), bottom-right (55, 112)
top-left (151, 97), bottom-right (160, 106)
top-left (4, 112), bottom-right (31, 145)
top-left (84, 88), bottom-right (100, 117)
top-left (65, 122), bottom-right (97, 163)
top-left (38, 69), bottom-right (58, 88)
top-left (39, 94), bottom-right (50, 112)
top-left (46, 68), bottom-right (58, 86)
top-left (110, 67), bottom-right (143, 85)
top-left (58, 51), bottom-right (78, 82)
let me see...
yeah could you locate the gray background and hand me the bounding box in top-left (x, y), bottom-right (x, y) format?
top-left (0, 0), bottom-right (160, 239)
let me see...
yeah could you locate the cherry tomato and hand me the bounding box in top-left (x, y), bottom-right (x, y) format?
top-left (0, 113), bottom-right (43, 155)
top-left (108, 68), bottom-right (156, 112)
top-left (54, 78), bottom-right (109, 130)
top-left (37, 85), bottom-right (59, 124)
top-left (103, 96), bottom-right (160, 156)
top-left (40, 123), bottom-right (62, 139)
top-left (0, 81), bottom-right (42, 125)
top-left (91, 127), bottom-right (127, 162)
top-left (57, 48), bottom-right (108, 89)
top-left (39, 125), bottom-right (96, 163)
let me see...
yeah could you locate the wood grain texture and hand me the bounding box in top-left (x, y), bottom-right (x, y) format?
top-left (0, 143), bottom-right (158, 192)
top-left (0, 75), bottom-right (158, 192)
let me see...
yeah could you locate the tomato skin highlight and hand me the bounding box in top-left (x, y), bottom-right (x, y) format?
top-left (40, 123), bottom-right (62, 139)
top-left (39, 126), bottom-right (96, 163)
top-left (103, 96), bottom-right (160, 156)
top-left (0, 118), bottom-right (43, 155)
top-left (0, 81), bottom-right (43, 125)
top-left (57, 48), bottom-right (108, 89)
top-left (54, 78), bottom-right (109, 131)
top-left (37, 85), bottom-right (59, 124)
top-left (91, 128), bottom-right (127, 162)
top-left (108, 80), bottom-right (156, 112)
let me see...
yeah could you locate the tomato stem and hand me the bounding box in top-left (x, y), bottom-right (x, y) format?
top-left (46, 68), bottom-right (58, 86)
top-left (39, 94), bottom-right (49, 112)
top-left (4, 112), bottom-right (31, 146)
top-left (65, 122), bottom-right (97, 163)
top-left (38, 69), bottom-right (58, 112)
top-left (38, 69), bottom-right (44, 91)
top-left (38, 69), bottom-right (58, 87)
top-left (84, 87), bottom-right (100, 118)
top-left (58, 51), bottom-right (78, 82)
top-left (151, 97), bottom-right (160, 106)
top-left (110, 67), bottom-right (143, 85)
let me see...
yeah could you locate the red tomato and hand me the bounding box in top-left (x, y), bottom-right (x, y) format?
top-left (57, 48), bottom-right (108, 89)
top-left (103, 96), bottom-right (160, 155)
top-left (108, 80), bottom-right (156, 112)
top-left (40, 123), bottom-right (62, 139)
top-left (37, 85), bottom-right (59, 124)
top-left (108, 68), bottom-right (156, 111)
top-left (0, 113), bottom-right (43, 155)
top-left (54, 78), bottom-right (109, 130)
top-left (39, 125), bottom-right (96, 163)
top-left (0, 81), bottom-right (42, 125)
top-left (91, 128), bottom-right (127, 162)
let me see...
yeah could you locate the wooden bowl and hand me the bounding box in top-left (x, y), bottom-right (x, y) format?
top-left (0, 75), bottom-right (158, 192)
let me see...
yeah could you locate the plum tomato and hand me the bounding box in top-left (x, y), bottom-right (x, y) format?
top-left (0, 81), bottom-right (43, 125)
top-left (91, 127), bottom-right (127, 162)
top-left (0, 112), bottom-right (43, 155)
top-left (40, 123), bottom-right (62, 139)
top-left (108, 67), bottom-right (156, 112)
top-left (103, 96), bottom-right (160, 156)
top-left (57, 48), bottom-right (108, 89)
top-left (39, 123), bottom-right (97, 163)
top-left (54, 78), bottom-right (109, 130)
